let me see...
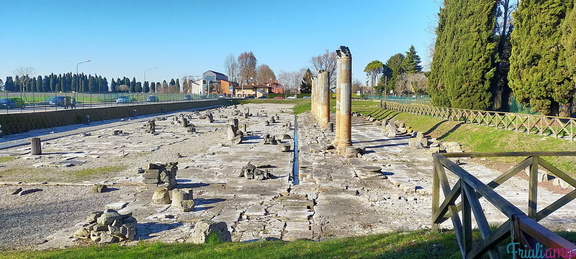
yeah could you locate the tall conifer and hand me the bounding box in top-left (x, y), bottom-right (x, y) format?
top-left (509, 0), bottom-right (573, 115)
top-left (428, 0), bottom-right (497, 109)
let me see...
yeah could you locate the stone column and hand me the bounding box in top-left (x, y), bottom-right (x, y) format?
top-left (318, 70), bottom-right (330, 129)
top-left (333, 56), bottom-right (342, 146)
top-left (336, 46), bottom-right (352, 152)
top-left (311, 76), bottom-right (318, 120)
top-left (30, 137), bottom-right (42, 155)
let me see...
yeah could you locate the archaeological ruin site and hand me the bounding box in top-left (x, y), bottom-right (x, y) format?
top-left (1, 47), bottom-right (576, 258)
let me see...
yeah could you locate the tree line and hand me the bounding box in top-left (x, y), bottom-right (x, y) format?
top-left (2, 73), bottom-right (185, 94)
top-left (364, 45), bottom-right (424, 96)
top-left (428, 0), bottom-right (576, 116)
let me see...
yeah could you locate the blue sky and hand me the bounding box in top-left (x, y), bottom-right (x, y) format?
top-left (1, 0), bottom-right (441, 84)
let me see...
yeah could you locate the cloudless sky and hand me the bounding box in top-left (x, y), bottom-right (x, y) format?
top-left (1, 0), bottom-right (441, 84)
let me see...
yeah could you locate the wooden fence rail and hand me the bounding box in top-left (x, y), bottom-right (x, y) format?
top-left (432, 152), bottom-right (576, 258)
top-left (382, 102), bottom-right (576, 140)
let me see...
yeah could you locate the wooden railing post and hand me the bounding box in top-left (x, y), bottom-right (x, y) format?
top-left (432, 156), bottom-right (440, 232)
top-left (529, 156), bottom-right (539, 219)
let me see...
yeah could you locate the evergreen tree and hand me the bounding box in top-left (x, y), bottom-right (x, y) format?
top-left (175, 79), bottom-right (181, 92)
top-left (42, 76), bottom-right (50, 92)
top-left (57, 74), bottom-right (62, 92)
top-left (300, 69), bottom-right (313, 94)
top-left (88, 75), bottom-right (98, 92)
top-left (151, 82), bottom-right (157, 93)
top-left (427, 0), bottom-right (497, 109)
top-left (99, 76), bottom-right (109, 93)
top-left (110, 79), bottom-right (117, 92)
top-left (36, 76), bottom-right (42, 92)
top-left (402, 46), bottom-right (422, 74)
top-left (509, 0), bottom-right (573, 115)
top-left (131, 77), bottom-right (137, 92)
top-left (5, 77), bottom-right (15, 92)
top-left (49, 74), bottom-right (56, 92)
top-left (364, 60), bottom-right (384, 89)
top-left (563, 3), bottom-right (576, 84)
top-left (143, 81), bottom-right (150, 93)
top-left (385, 53), bottom-right (405, 94)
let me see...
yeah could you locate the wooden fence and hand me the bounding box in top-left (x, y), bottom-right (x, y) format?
top-left (382, 102), bottom-right (576, 140)
top-left (432, 152), bottom-right (576, 258)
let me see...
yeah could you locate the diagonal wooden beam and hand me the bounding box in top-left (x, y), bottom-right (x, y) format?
top-left (433, 180), bottom-right (462, 224)
top-left (467, 220), bottom-right (512, 259)
top-left (536, 189), bottom-right (576, 222)
top-left (487, 157), bottom-right (533, 189)
top-left (462, 183), bottom-right (500, 258)
top-left (538, 158), bottom-right (576, 188)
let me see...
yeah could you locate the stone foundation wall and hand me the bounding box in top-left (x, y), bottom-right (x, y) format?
top-left (0, 99), bottom-right (231, 135)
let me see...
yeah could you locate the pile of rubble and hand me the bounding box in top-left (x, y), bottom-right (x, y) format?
top-left (141, 162), bottom-right (179, 190)
top-left (73, 209), bottom-right (137, 244)
top-left (239, 162), bottom-right (272, 180)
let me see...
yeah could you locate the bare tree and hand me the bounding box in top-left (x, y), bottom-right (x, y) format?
top-left (224, 54), bottom-right (238, 83)
top-left (352, 79), bottom-right (365, 95)
top-left (395, 73), bottom-right (428, 95)
top-left (256, 64), bottom-right (276, 84)
top-left (238, 51), bottom-right (257, 86)
top-left (13, 66), bottom-right (36, 93)
top-left (277, 69), bottom-right (306, 94)
top-left (310, 49), bottom-right (337, 87)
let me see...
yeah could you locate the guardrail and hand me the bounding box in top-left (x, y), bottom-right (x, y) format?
top-left (381, 102), bottom-right (576, 140)
top-left (432, 152), bottom-right (576, 258)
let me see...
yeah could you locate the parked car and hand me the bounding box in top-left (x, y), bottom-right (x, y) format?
top-left (9, 97), bottom-right (26, 108)
top-left (0, 98), bottom-right (25, 109)
top-left (274, 96), bottom-right (283, 99)
top-left (47, 96), bottom-right (66, 107)
top-left (116, 96), bottom-right (132, 103)
top-left (302, 96), bottom-right (311, 99)
top-left (146, 96), bottom-right (158, 102)
top-left (184, 95), bottom-right (192, 100)
top-left (287, 95), bottom-right (297, 99)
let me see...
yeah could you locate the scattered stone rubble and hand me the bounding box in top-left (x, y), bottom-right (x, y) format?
top-left (141, 162), bottom-right (179, 190)
top-left (239, 162), bottom-right (272, 180)
top-left (73, 209), bottom-right (137, 244)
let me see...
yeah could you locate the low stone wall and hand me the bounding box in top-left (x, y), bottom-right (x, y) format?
top-left (0, 99), bottom-right (232, 135)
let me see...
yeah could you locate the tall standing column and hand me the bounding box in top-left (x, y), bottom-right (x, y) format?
top-left (333, 57), bottom-right (342, 146)
top-left (318, 70), bottom-right (330, 129)
top-left (336, 46), bottom-right (352, 152)
top-left (311, 76), bottom-right (318, 120)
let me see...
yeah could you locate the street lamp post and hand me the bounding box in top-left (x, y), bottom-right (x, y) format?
top-left (76, 60), bottom-right (90, 108)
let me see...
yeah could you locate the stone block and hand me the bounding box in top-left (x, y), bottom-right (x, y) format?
top-left (91, 184), bottom-right (107, 193)
top-left (186, 220), bottom-right (231, 244)
top-left (181, 200), bottom-right (195, 212)
top-left (152, 187), bottom-right (171, 204)
top-left (97, 209), bottom-right (122, 225)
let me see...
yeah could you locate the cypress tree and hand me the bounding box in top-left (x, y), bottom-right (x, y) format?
top-left (385, 53), bottom-right (405, 94)
top-left (131, 77), bottom-right (137, 92)
top-left (36, 76), bottom-right (42, 92)
top-left (110, 80), bottom-right (117, 92)
top-left (5, 77), bottom-right (15, 92)
top-left (509, 0), bottom-right (573, 115)
top-left (43, 76), bottom-right (50, 92)
top-left (563, 4), bottom-right (576, 83)
top-left (428, 0), bottom-right (497, 109)
top-left (144, 81), bottom-right (150, 93)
